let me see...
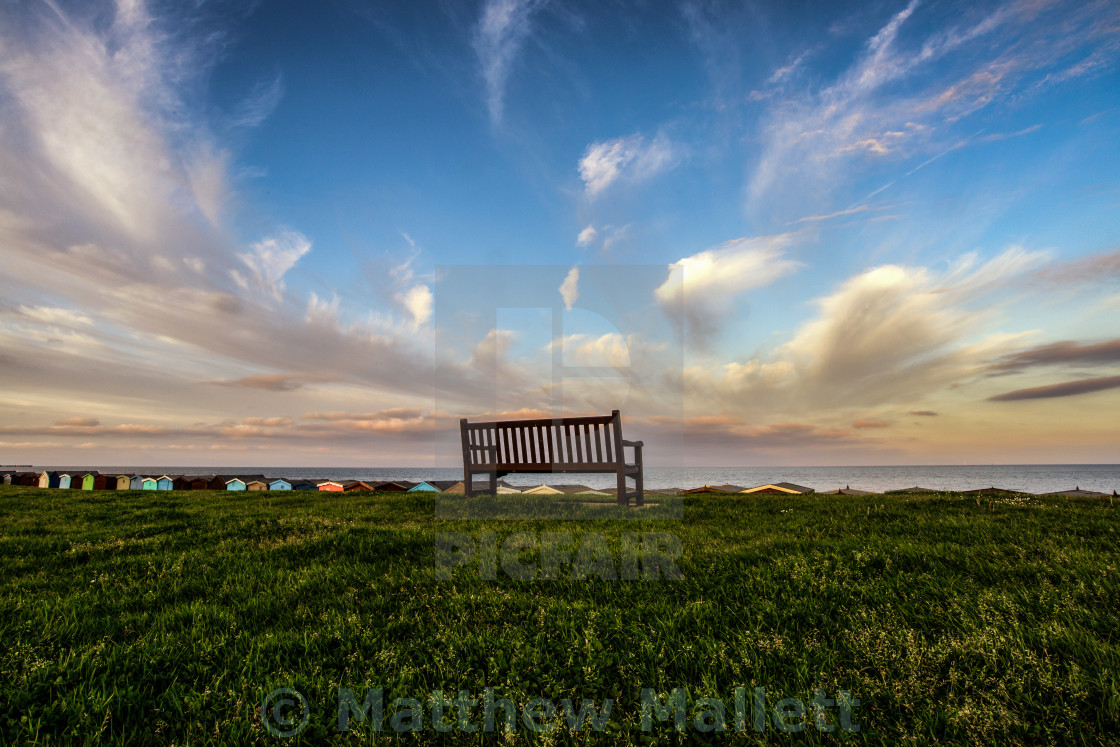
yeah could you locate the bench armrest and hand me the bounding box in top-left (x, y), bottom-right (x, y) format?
top-left (622, 440), bottom-right (644, 448)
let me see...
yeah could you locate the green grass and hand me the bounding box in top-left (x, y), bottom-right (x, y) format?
top-left (0, 486), bottom-right (1118, 745)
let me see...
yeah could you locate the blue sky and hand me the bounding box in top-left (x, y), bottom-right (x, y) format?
top-left (1, 0), bottom-right (1119, 467)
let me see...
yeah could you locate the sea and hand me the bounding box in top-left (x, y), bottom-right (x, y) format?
top-left (27, 464), bottom-right (1120, 494)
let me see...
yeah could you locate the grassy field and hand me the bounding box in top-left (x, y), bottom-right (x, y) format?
top-left (0, 485), bottom-right (1117, 745)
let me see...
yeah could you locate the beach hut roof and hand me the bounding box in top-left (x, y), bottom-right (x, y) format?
top-left (821, 486), bottom-right (878, 495)
top-left (685, 483), bottom-right (747, 493)
top-left (740, 482), bottom-right (813, 494)
top-left (1040, 487), bottom-right (1106, 497)
top-left (553, 484), bottom-right (607, 495)
top-left (344, 481), bottom-right (374, 490)
top-left (370, 480), bottom-right (413, 491)
top-left (522, 484), bottom-right (563, 494)
top-left (962, 486), bottom-right (1020, 494)
top-left (423, 480), bottom-right (462, 491)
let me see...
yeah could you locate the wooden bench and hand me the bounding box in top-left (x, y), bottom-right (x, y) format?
top-left (460, 410), bottom-right (644, 506)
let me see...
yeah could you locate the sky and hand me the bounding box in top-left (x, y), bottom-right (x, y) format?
top-left (1, 0), bottom-right (1119, 468)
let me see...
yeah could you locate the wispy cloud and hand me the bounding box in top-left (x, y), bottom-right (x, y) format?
top-left (207, 374), bottom-right (340, 392)
top-left (233, 229), bottom-right (312, 301)
top-left (559, 266), bottom-right (579, 310)
top-left (230, 75), bottom-right (285, 129)
top-left (748, 0), bottom-right (1120, 218)
top-left (988, 339), bottom-right (1120, 375)
top-left (989, 375), bottom-right (1120, 402)
top-left (579, 133), bottom-right (682, 198)
top-left (473, 0), bottom-right (546, 126)
top-left (655, 234), bottom-right (802, 344)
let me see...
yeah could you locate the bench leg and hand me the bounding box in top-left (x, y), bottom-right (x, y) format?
top-left (489, 471), bottom-right (497, 496)
top-left (464, 471), bottom-right (473, 498)
top-left (635, 471), bottom-right (644, 507)
top-left (616, 471), bottom-right (628, 507)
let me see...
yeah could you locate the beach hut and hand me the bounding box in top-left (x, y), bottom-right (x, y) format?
top-left (58, 474), bottom-right (72, 489)
top-left (1040, 487), bottom-right (1107, 497)
top-left (740, 482), bottom-right (814, 494)
top-left (370, 481), bottom-right (411, 492)
top-left (522, 484), bottom-right (564, 495)
top-left (290, 480), bottom-right (317, 490)
top-left (92, 475), bottom-right (110, 490)
top-left (206, 475), bottom-right (227, 490)
top-left (142, 478), bottom-right (158, 490)
top-left (129, 475), bottom-right (145, 490)
top-left (37, 471), bottom-right (51, 488)
top-left (684, 484), bottom-right (747, 494)
top-left (225, 478), bottom-right (246, 491)
top-left (268, 479), bottom-right (292, 491)
top-left (113, 475), bottom-right (130, 490)
top-left (173, 476), bottom-right (192, 491)
top-left (407, 481), bottom-right (441, 492)
top-left (246, 480), bottom-right (268, 491)
top-left (48, 472), bottom-right (63, 489)
top-left (154, 476), bottom-right (173, 490)
top-left (1, 472), bottom-right (11, 485)
top-left (426, 480), bottom-right (464, 493)
top-left (821, 486), bottom-right (878, 495)
top-left (963, 487), bottom-right (1019, 495)
top-left (555, 484), bottom-right (608, 495)
top-left (317, 481), bottom-right (344, 492)
top-left (344, 481), bottom-right (374, 491)
top-left (886, 486), bottom-right (938, 494)
top-left (21, 472), bottom-right (42, 486)
top-left (80, 473), bottom-right (96, 490)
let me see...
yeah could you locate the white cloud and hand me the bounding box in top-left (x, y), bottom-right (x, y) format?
top-left (235, 229), bottom-right (312, 301)
top-left (546, 332), bottom-right (669, 369)
top-left (559, 266), bottom-right (579, 310)
top-left (396, 284), bottom-right (433, 330)
top-left (473, 0), bottom-right (546, 126)
top-left (578, 133), bottom-right (681, 197)
top-left (655, 235), bottom-right (803, 342)
top-left (576, 225), bottom-right (597, 245)
top-left (684, 246), bottom-right (1048, 414)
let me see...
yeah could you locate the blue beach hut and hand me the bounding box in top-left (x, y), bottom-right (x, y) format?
top-left (58, 474), bottom-right (72, 489)
top-left (156, 476), bottom-right (173, 490)
top-left (268, 479), bottom-right (292, 490)
top-left (142, 478), bottom-right (158, 490)
top-left (225, 478), bottom-right (246, 491)
top-left (407, 481), bottom-right (440, 492)
top-left (130, 475), bottom-right (144, 490)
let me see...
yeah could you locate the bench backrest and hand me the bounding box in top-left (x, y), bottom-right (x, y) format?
top-left (461, 410), bottom-right (624, 470)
